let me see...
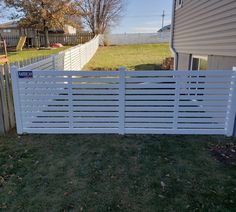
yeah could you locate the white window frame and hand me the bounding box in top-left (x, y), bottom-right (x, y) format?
top-left (176, 0), bottom-right (183, 10)
top-left (190, 55), bottom-right (208, 71)
top-left (3, 29), bottom-right (11, 33)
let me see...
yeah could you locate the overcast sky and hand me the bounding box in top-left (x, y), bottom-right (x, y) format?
top-left (112, 0), bottom-right (172, 33)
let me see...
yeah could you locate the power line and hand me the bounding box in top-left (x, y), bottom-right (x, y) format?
top-left (125, 14), bottom-right (169, 18)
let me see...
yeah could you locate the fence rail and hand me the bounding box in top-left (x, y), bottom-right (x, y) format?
top-left (12, 69), bottom-right (236, 136)
top-left (10, 55), bottom-right (52, 69)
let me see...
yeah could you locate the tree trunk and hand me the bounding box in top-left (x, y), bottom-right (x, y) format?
top-left (44, 26), bottom-right (50, 47)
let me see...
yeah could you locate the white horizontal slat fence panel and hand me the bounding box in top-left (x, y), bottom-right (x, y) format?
top-left (19, 36), bottom-right (100, 71)
top-left (12, 69), bottom-right (236, 136)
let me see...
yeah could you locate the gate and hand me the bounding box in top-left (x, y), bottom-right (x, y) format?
top-left (12, 69), bottom-right (236, 136)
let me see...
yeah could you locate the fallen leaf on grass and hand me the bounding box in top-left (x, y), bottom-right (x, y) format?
top-left (161, 181), bottom-right (166, 191)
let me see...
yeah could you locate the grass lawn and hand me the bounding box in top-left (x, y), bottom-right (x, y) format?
top-left (1, 132), bottom-right (236, 211)
top-left (84, 44), bottom-right (172, 70)
top-left (8, 47), bottom-right (71, 63)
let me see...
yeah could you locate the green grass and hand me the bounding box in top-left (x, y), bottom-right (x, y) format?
top-left (84, 44), bottom-right (172, 70)
top-left (1, 133), bottom-right (236, 211)
top-left (8, 47), bottom-right (71, 63)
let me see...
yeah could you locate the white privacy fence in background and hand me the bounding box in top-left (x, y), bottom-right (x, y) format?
top-left (12, 69), bottom-right (236, 136)
top-left (18, 36), bottom-right (100, 71)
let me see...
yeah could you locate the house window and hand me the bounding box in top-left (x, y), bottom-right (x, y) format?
top-left (176, 0), bottom-right (183, 9)
top-left (3, 29), bottom-right (11, 33)
top-left (191, 56), bottom-right (208, 71)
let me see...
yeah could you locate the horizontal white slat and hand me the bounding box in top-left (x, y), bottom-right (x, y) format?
top-left (178, 101), bottom-right (228, 106)
top-left (71, 90), bottom-right (119, 95)
top-left (21, 101), bottom-right (70, 106)
top-left (23, 117), bottom-right (70, 122)
top-left (24, 123), bottom-right (70, 128)
top-left (125, 118), bottom-right (174, 122)
top-left (22, 107), bottom-right (69, 112)
top-left (71, 95), bottom-right (119, 100)
top-left (125, 70), bottom-right (233, 77)
top-left (126, 101), bottom-right (175, 106)
top-left (124, 128), bottom-right (226, 135)
top-left (73, 123), bottom-right (118, 128)
top-left (179, 89), bottom-right (230, 95)
top-left (19, 77), bottom-right (119, 84)
top-left (73, 117), bottom-right (118, 122)
top-left (180, 77), bottom-right (232, 83)
top-left (125, 107), bottom-right (175, 112)
top-left (177, 124), bottom-right (225, 129)
top-left (72, 101), bottom-right (119, 106)
top-left (126, 78), bottom-right (177, 83)
top-left (125, 123), bottom-right (173, 128)
top-left (22, 112), bottom-right (70, 116)
top-left (178, 107), bottom-right (227, 112)
top-left (178, 112), bottom-right (227, 117)
top-left (71, 78), bottom-right (119, 83)
top-left (72, 112), bottom-right (119, 116)
top-left (125, 95), bottom-right (176, 100)
top-left (73, 106), bottom-right (119, 112)
top-left (126, 112), bottom-right (174, 117)
top-left (180, 84), bottom-right (231, 89)
top-left (126, 90), bottom-right (176, 95)
top-left (22, 128), bottom-right (119, 134)
top-left (179, 96), bottom-right (229, 101)
top-left (126, 84), bottom-right (177, 89)
top-left (20, 96), bottom-right (69, 101)
top-left (72, 84), bottom-right (119, 89)
top-left (20, 91), bottom-right (69, 95)
top-left (19, 83), bottom-right (119, 89)
top-left (177, 117), bottom-right (225, 122)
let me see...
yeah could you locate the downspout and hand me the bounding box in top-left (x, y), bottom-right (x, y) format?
top-left (170, 0), bottom-right (178, 70)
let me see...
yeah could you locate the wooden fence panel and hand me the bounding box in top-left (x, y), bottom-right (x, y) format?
top-left (0, 64), bottom-right (16, 134)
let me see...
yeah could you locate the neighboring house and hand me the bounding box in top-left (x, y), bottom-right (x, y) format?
top-left (0, 21), bottom-right (77, 36)
top-left (0, 21), bottom-right (77, 47)
top-left (158, 24), bottom-right (171, 33)
top-left (171, 0), bottom-right (236, 70)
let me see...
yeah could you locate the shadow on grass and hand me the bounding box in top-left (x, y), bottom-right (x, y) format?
top-left (135, 64), bottom-right (161, 70)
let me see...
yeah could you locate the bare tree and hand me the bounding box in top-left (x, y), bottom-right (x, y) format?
top-left (79, 0), bottom-right (123, 34)
top-left (3, 0), bottom-right (81, 47)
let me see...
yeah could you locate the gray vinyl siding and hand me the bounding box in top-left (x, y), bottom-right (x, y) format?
top-left (177, 53), bottom-right (191, 70)
top-left (173, 0), bottom-right (236, 57)
top-left (208, 55), bottom-right (236, 70)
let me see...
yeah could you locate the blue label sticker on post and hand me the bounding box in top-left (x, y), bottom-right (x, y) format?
top-left (18, 71), bottom-right (33, 79)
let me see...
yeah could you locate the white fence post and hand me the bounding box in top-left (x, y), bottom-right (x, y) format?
top-left (119, 67), bottom-right (126, 135)
top-left (226, 67), bottom-right (236, 136)
top-left (11, 67), bottom-right (23, 134)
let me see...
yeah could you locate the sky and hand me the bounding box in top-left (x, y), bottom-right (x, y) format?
top-left (112, 0), bottom-right (173, 34)
top-left (0, 0), bottom-right (173, 34)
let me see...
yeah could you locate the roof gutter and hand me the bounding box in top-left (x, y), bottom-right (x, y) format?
top-left (170, 0), bottom-right (178, 70)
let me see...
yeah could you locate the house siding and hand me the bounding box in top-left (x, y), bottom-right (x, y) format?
top-left (177, 53), bottom-right (191, 70)
top-left (208, 55), bottom-right (236, 70)
top-left (173, 0), bottom-right (236, 57)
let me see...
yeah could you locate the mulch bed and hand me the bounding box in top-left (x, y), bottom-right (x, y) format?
top-left (210, 143), bottom-right (236, 166)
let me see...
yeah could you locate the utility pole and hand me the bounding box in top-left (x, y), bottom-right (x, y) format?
top-left (161, 10), bottom-right (165, 29)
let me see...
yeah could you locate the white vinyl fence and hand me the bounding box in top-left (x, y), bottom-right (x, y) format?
top-left (19, 36), bottom-right (99, 71)
top-left (12, 69), bottom-right (236, 136)
top-left (103, 32), bottom-right (170, 45)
